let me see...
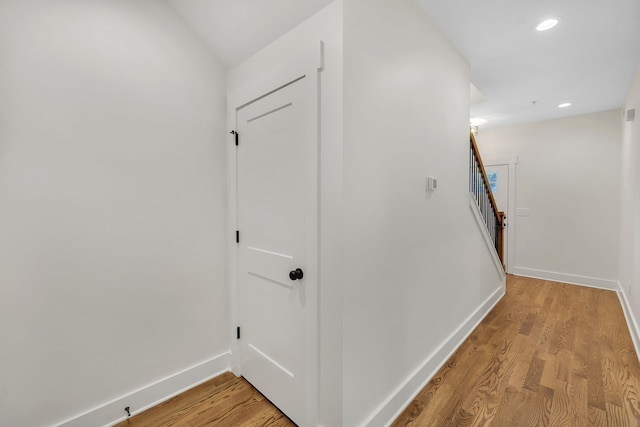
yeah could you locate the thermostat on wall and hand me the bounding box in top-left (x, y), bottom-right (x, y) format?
top-left (427, 176), bottom-right (438, 192)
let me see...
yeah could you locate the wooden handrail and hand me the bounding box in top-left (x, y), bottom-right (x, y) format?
top-left (470, 131), bottom-right (501, 218)
top-left (470, 131), bottom-right (505, 269)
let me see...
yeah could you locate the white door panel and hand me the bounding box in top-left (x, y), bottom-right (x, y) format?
top-left (246, 246), bottom-right (297, 289)
top-left (236, 75), bottom-right (314, 426)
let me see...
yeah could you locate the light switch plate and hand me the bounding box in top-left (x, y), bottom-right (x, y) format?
top-left (516, 208), bottom-right (530, 217)
top-left (427, 176), bottom-right (438, 192)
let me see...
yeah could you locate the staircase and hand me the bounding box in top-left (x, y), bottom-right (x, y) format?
top-left (470, 131), bottom-right (505, 269)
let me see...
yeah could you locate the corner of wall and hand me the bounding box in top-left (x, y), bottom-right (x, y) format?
top-left (617, 283), bottom-right (640, 362)
top-left (57, 354), bottom-right (230, 427)
top-left (619, 64), bottom-right (640, 363)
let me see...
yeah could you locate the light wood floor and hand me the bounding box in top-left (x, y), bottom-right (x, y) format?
top-left (113, 373), bottom-right (294, 427)
top-left (393, 275), bottom-right (640, 426)
top-left (116, 275), bottom-right (640, 426)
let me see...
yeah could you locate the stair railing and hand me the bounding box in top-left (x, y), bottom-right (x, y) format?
top-left (469, 131), bottom-right (505, 268)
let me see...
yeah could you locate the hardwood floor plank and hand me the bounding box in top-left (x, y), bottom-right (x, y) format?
top-left (547, 379), bottom-right (574, 426)
top-left (587, 344), bottom-right (607, 410)
top-left (588, 404), bottom-right (608, 425)
top-left (523, 357), bottom-right (545, 392)
top-left (393, 275), bottom-right (640, 426)
top-left (571, 374), bottom-right (590, 427)
top-left (555, 349), bottom-right (572, 383)
top-left (518, 312), bottom-right (536, 336)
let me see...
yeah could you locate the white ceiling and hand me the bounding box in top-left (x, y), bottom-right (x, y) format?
top-left (167, 0), bottom-right (640, 129)
top-left (416, 0), bottom-right (640, 128)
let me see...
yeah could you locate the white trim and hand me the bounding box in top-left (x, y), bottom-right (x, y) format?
top-left (227, 42), bottom-right (323, 427)
top-left (469, 193), bottom-right (506, 279)
top-left (360, 286), bottom-right (505, 427)
top-left (227, 87), bottom-right (241, 377)
top-left (484, 156), bottom-right (517, 274)
top-left (56, 353), bottom-right (230, 427)
top-left (617, 282), bottom-right (640, 362)
top-left (227, 106), bottom-right (240, 377)
top-left (511, 267), bottom-right (619, 291)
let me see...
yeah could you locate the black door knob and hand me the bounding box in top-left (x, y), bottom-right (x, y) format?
top-left (289, 268), bottom-right (304, 281)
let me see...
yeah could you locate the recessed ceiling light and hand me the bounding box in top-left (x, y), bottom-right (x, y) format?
top-left (558, 102), bottom-right (572, 108)
top-left (470, 117), bottom-right (487, 126)
top-left (536, 18), bottom-right (559, 31)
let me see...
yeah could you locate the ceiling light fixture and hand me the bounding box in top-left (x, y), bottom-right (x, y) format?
top-left (536, 18), bottom-right (559, 31)
top-left (558, 102), bottom-right (572, 108)
top-left (470, 117), bottom-right (487, 126)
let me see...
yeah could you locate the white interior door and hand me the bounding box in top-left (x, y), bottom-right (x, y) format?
top-left (485, 164), bottom-right (509, 270)
top-left (236, 75), bottom-right (316, 426)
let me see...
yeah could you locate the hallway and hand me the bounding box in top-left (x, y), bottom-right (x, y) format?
top-left (393, 275), bottom-right (640, 426)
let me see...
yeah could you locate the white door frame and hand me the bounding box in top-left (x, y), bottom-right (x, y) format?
top-left (484, 156), bottom-right (518, 274)
top-left (226, 43), bottom-right (324, 427)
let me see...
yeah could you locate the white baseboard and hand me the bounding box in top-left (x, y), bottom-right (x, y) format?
top-left (360, 285), bottom-right (505, 427)
top-left (57, 352), bottom-right (230, 427)
top-left (511, 267), bottom-right (619, 291)
top-left (469, 193), bottom-right (505, 280)
top-left (617, 283), bottom-right (640, 362)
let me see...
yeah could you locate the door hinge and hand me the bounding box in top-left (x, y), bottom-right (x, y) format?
top-left (236, 230), bottom-right (240, 243)
top-left (230, 130), bottom-right (238, 146)
top-left (237, 326), bottom-right (241, 339)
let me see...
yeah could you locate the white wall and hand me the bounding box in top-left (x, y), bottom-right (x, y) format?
top-left (342, 0), bottom-right (505, 425)
top-left (620, 66), bottom-right (640, 348)
top-left (476, 110), bottom-right (622, 287)
top-left (0, 1), bottom-right (228, 426)
top-left (227, 3), bottom-right (344, 426)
